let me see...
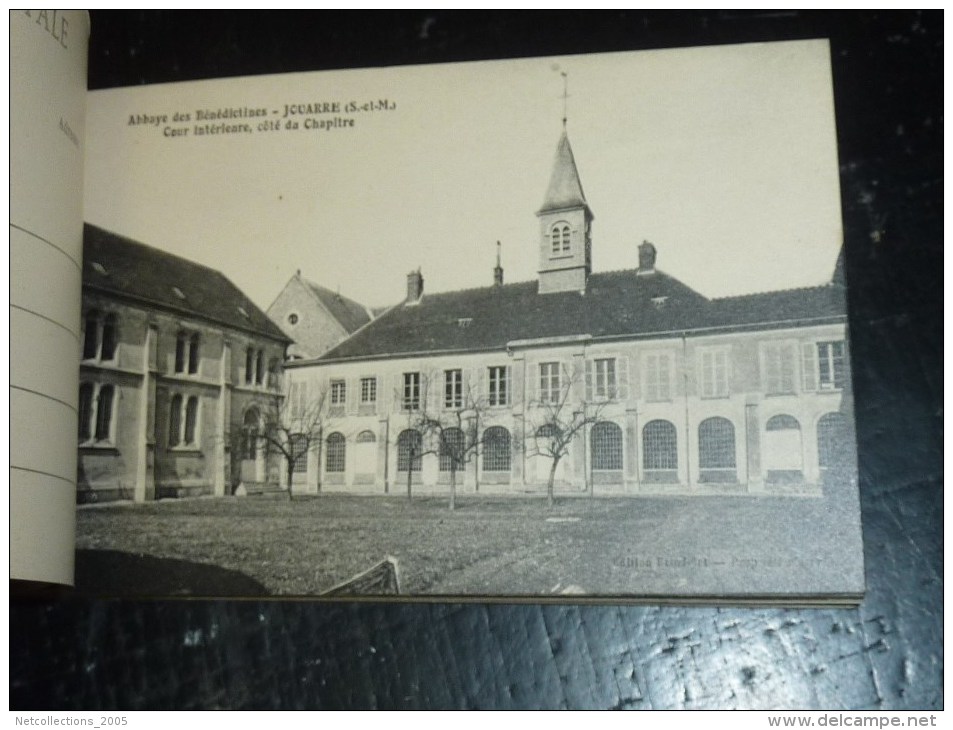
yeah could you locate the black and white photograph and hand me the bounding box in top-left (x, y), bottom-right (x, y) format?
top-left (74, 39), bottom-right (864, 600)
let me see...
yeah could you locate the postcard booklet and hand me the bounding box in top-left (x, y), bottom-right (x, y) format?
top-left (11, 12), bottom-right (864, 603)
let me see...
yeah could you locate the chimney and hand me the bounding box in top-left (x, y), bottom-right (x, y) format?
top-left (406, 268), bottom-right (424, 302)
top-left (637, 240), bottom-right (657, 274)
top-left (493, 241), bottom-right (504, 287)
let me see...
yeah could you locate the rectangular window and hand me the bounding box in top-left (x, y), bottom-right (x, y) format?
top-left (817, 341), bottom-right (846, 390)
top-left (444, 369), bottom-right (463, 409)
top-left (539, 362), bottom-right (561, 404)
top-left (594, 358), bottom-right (616, 399)
top-left (644, 353), bottom-right (672, 402)
top-left (700, 349), bottom-right (729, 398)
top-left (488, 366), bottom-right (509, 407)
top-left (403, 372), bottom-right (421, 411)
top-left (330, 379), bottom-right (347, 406)
top-left (360, 376), bottom-right (377, 404)
top-left (763, 343), bottom-right (796, 395)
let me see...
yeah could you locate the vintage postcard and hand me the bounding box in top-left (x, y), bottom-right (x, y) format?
top-left (77, 40), bottom-right (864, 602)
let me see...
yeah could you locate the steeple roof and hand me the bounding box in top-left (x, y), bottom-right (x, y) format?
top-left (538, 131), bottom-right (590, 215)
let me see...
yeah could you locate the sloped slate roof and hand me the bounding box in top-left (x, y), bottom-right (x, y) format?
top-left (538, 131), bottom-right (589, 214)
top-left (83, 223), bottom-right (290, 342)
top-left (303, 278), bottom-right (372, 334)
top-left (315, 268), bottom-right (845, 363)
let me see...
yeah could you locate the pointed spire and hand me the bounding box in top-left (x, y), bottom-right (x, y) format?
top-left (538, 131), bottom-right (589, 215)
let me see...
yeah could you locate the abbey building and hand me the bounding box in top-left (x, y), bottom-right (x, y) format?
top-left (283, 131), bottom-right (855, 497)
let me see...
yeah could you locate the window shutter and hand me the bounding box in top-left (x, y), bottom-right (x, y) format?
top-left (427, 371), bottom-right (439, 413)
top-left (618, 356), bottom-right (629, 401)
top-left (289, 382), bottom-right (300, 420)
top-left (584, 359), bottom-right (593, 401)
top-left (477, 367), bottom-right (487, 407)
top-left (801, 343), bottom-right (817, 392)
top-left (661, 354), bottom-right (672, 400)
top-left (505, 366), bottom-right (513, 405)
top-left (392, 373), bottom-right (402, 411)
top-left (347, 377), bottom-right (358, 415)
top-left (510, 363), bottom-right (522, 406)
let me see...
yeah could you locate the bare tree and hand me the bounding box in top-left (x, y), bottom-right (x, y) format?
top-left (245, 379), bottom-right (330, 498)
top-left (401, 370), bottom-right (502, 510)
top-left (525, 363), bottom-right (611, 508)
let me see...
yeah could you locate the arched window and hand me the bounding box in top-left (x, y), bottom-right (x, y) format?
top-left (817, 412), bottom-right (849, 469)
top-left (766, 414), bottom-right (801, 431)
top-left (440, 427), bottom-right (465, 472)
top-left (242, 408), bottom-right (259, 460)
top-left (560, 225), bottom-right (571, 252)
top-left (551, 223), bottom-right (571, 255)
top-left (169, 393), bottom-right (183, 446)
top-left (82, 310), bottom-right (119, 361)
top-left (183, 396), bottom-right (199, 445)
top-left (326, 432), bottom-right (346, 473)
top-left (356, 430), bottom-right (377, 443)
top-left (397, 429), bottom-right (421, 472)
top-left (483, 426), bottom-right (511, 472)
top-left (536, 423), bottom-right (559, 439)
top-left (643, 420), bottom-right (677, 476)
top-left (764, 414), bottom-right (803, 485)
top-left (79, 382), bottom-right (116, 444)
top-left (591, 421), bottom-right (623, 470)
top-left (698, 417), bottom-right (736, 483)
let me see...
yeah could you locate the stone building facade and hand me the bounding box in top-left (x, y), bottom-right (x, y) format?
top-left (283, 132), bottom-right (855, 498)
top-left (78, 224), bottom-right (290, 502)
top-left (266, 272), bottom-right (374, 361)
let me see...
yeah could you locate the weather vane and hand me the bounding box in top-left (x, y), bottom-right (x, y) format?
top-left (560, 71), bottom-right (569, 128)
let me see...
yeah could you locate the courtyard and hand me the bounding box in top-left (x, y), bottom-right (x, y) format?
top-left (74, 491), bottom-right (861, 599)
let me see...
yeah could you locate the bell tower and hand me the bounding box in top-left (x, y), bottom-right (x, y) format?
top-left (536, 130), bottom-right (593, 294)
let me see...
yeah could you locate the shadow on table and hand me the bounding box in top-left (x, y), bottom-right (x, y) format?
top-left (74, 549), bottom-right (269, 597)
